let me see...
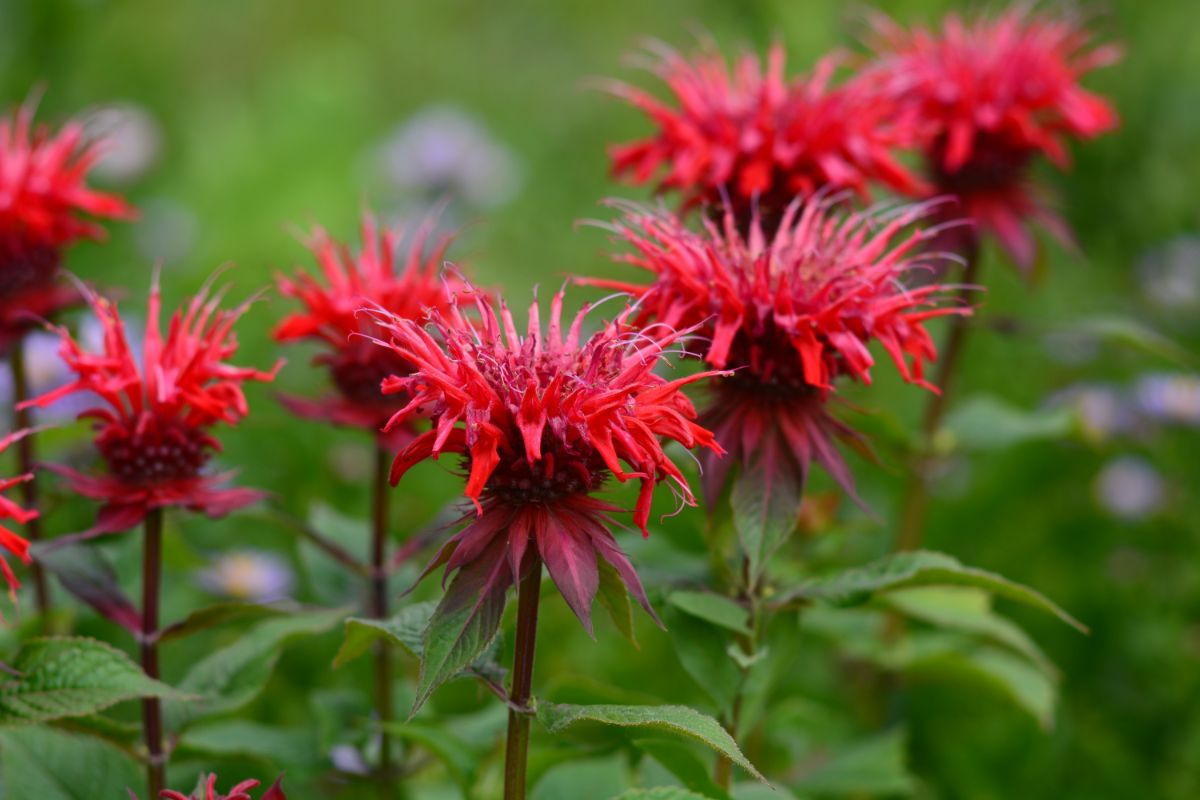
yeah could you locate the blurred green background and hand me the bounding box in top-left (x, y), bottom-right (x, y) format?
top-left (2, 0), bottom-right (1199, 798)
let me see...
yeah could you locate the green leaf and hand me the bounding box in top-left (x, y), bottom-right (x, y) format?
top-left (532, 756), bottom-right (627, 800)
top-left (382, 721), bottom-right (478, 792)
top-left (0, 637), bottom-right (182, 726)
top-left (536, 702), bottom-right (766, 784)
top-left (795, 729), bottom-right (915, 796)
top-left (663, 607), bottom-right (740, 714)
top-left (668, 591), bottom-right (750, 636)
top-left (176, 720), bottom-right (319, 764)
top-left (30, 543), bottom-right (140, 634)
top-left (157, 601), bottom-right (290, 644)
top-left (941, 396), bottom-right (1077, 451)
top-left (882, 587), bottom-right (1055, 675)
top-left (610, 790), bottom-right (711, 800)
top-left (730, 446), bottom-right (805, 586)
top-left (0, 727), bottom-right (141, 800)
top-left (333, 601), bottom-right (436, 667)
top-left (790, 551), bottom-right (1087, 632)
top-left (597, 558), bottom-right (637, 646)
top-left (164, 606), bottom-right (344, 731)
top-left (633, 737), bottom-right (731, 800)
top-left (412, 565), bottom-right (508, 716)
top-left (1059, 315), bottom-right (1196, 367)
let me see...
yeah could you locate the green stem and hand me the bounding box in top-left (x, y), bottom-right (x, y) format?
top-left (370, 445), bottom-right (397, 800)
top-left (715, 557), bottom-right (764, 791)
top-left (893, 244), bottom-right (981, 553)
top-left (9, 339), bottom-right (50, 617)
top-left (503, 558), bottom-right (542, 800)
top-left (141, 508), bottom-right (165, 798)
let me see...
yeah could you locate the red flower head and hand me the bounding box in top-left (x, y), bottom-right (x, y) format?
top-left (0, 97), bottom-right (136, 349)
top-left (608, 41), bottom-right (924, 227)
top-left (368, 287), bottom-right (724, 632)
top-left (594, 197), bottom-right (968, 505)
top-left (0, 429), bottom-right (37, 603)
top-left (866, 8), bottom-right (1119, 269)
top-left (150, 773), bottom-right (286, 800)
top-left (20, 276), bottom-right (280, 536)
top-left (273, 212), bottom-right (463, 447)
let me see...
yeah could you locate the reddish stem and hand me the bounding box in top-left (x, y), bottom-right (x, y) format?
top-left (503, 558), bottom-right (542, 800)
top-left (141, 508), bottom-right (165, 797)
top-left (9, 339), bottom-right (50, 616)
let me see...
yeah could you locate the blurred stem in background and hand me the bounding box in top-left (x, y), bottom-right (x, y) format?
top-left (370, 444), bottom-right (397, 800)
top-left (8, 340), bottom-right (51, 618)
top-left (141, 507), bottom-right (165, 798)
top-left (894, 243), bottom-right (982, 553)
top-left (503, 558), bottom-right (542, 800)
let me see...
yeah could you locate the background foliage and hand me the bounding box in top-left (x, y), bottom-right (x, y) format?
top-left (2, 1), bottom-right (1199, 798)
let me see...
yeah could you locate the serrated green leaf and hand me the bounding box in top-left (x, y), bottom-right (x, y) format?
top-left (790, 551), bottom-right (1086, 632)
top-left (795, 729), bottom-right (915, 795)
top-left (942, 395), bottom-right (1077, 451)
top-left (412, 567), bottom-right (508, 716)
top-left (663, 607), bottom-right (740, 715)
top-left (668, 591), bottom-right (750, 636)
top-left (0, 726), bottom-right (141, 800)
top-left (633, 737), bottom-right (731, 800)
top-left (333, 601), bottom-right (436, 668)
top-left (536, 702), bottom-right (766, 784)
top-left (0, 637), bottom-right (182, 726)
top-left (730, 446), bottom-right (805, 586)
top-left (164, 607), bottom-right (344, 731)
top-left (597, 558), bottom-right (637, 647)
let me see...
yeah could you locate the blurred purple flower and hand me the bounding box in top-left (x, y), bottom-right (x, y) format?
top-left (85, 103), bottom-right (163, 185)
top-left (377, 105), bottom-right (520, 208)
top-left (196, 549), bottom-right (294, 602)
top-left (1138, 235), bottom-right (1200, 313)
top-left (1093, 456), bottom-right (1166, 520)
top-left (1047, 383), bottom-right (1139, 442)
top-left (1134, 373), bottom-right (1200, 427)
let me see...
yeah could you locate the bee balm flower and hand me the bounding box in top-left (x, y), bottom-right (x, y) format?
top-left (866, 8), bottom-right (1119, 269)
top-left (368, 287), bottom-right (724, 632)
top-left (273, 212), bottom-right (463, 447)
top-left (597, 198), bottom-right (967, 503)
top-left (608, 42), bottom-right (923, 228)
top-left (153, 773), bottom-right (286, 800)
top-left (21, 277), bottom-right (280, 536)
top-left (0, 429), bottom-right (37, 601)
top-left (0, 98), bottom-right (135, 349)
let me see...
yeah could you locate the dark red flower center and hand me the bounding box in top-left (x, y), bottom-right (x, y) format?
top-left (0, 238), bottom-right (60, 301)
top-left (328, 343), bottom-right (413, 408)
top-left (482, 445), bottom-right (611, 507)
top-left (97, 417), bottom-right (214, 485)
top-left (929, 132), bottom-right (1034, 194)
top-left (726, 322), bottom-right (824, 400)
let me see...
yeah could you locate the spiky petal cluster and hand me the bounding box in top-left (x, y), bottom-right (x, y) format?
top-left (608, 42), bottom-right (923, 224)
top-left (368, 288), bottom-right (723, 632)
top-left (21, 278), bottom-right (280, 536)
top-left (274, 212), bottom-right (462, 445)
top-left (0, 98), bottom-right (135, 349)
top-left (0, 429), bottom-right (37, 602)
top-left (866, 8), bottom-right (1119, 268)
top-left (153, 773), bottom-right (286, 800)
top-left (596, 199), bottom-right (967, 501)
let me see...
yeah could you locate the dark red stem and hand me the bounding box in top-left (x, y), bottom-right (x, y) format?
top-left (9, 339), bottom-right (50, 616)
top-left (894, 243), bottom-right (981, 552)
top-left (370, 445), bottom-right (396, 800)
top-left (503, 558), bottom-right (542, 800)
top-left (141, 508), bottom-right (165, 798)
